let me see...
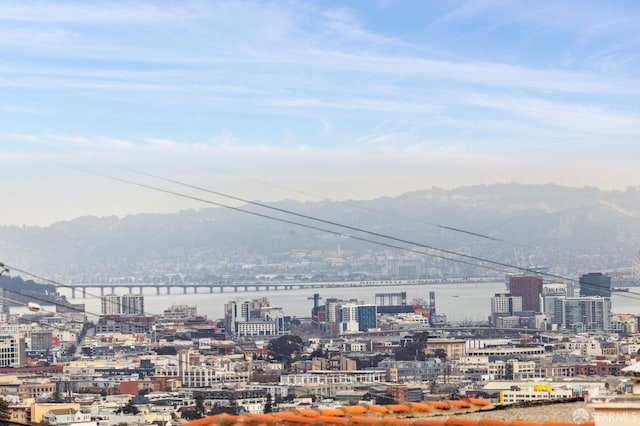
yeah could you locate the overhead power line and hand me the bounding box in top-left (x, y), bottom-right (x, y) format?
top-left (110, 169), bottom-right (640, 299)
top-left (73, 167), bottom-right (579, 285)
top-left (3, 166), bottom-right (633, 313)
top-left (124, 167), bottom-right (530, 248)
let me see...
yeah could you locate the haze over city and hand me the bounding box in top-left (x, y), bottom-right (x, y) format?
top-left (4, 4), bottom-right (640, 426)
top-left (1, 0), bottom-right (640, 225)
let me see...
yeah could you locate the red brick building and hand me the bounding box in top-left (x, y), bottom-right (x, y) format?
top-left (509, 275), bottom-right (543, 312)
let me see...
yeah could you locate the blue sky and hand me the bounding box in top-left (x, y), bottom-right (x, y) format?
top-left (1, 0), bottom-right (640, 225)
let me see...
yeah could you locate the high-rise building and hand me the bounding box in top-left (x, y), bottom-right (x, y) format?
top-left (336, 303), bottom-right (377, 334)
top-left (490, 293), bottom-right (523, 326)
top-left (0, 335), bottom-right (25, 368)
top-left (325, 298), bottom-right (358, 334)
top-left (562, 296), bottom-right (611, 333)
top-left (323, 299), bottom-right (377, 335)
top-left (338, 303), bottom-right (360, 334)
top-left (101, 293), bottom-right (144, 315)
top-left (579, 272), bottom-right (611, 298)
top-left (224, 298), bottom-right (289, 337)
top-left (509, 276), bottom-right (543, 312)
top-left (357, 305), bottom-right (378, 331)
top-left (542, 294), bottom-right (565, 326)
top-left (101, 294), bottom-right (120, 315)
top-left (121, 293), bottom-right (144, 315)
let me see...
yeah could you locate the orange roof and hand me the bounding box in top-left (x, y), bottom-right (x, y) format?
top-left (342, 406), bottom-right (370, 416)
top-left (447, 401), bottom-right (471, 409)
top-left (180, 399), bottom-right (592, 426)
top-left (444, 418), bottom-right (484, 426)
top-left (365, 404), bottom-right (389, 414)
top-left (407, 403), bottom-right (431, 413)
top-left (385, 404), bottom-right (412, 414)
top-left (316, 415), bottom-right (350, 425)
top-left (319, 408), bottom-right (347, 417)
top-left (412, 420), bottom-right (447, 426)
top-left (476, 419), bottom-right (509, 426)
top-left (430, 401), bottom-right (450, 410)
top-left (381, 417), bottom-right (414, 425)
top-left (349, 416), bottom-right (381, 425)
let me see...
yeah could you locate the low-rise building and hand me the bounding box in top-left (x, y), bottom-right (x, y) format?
top-left (280, 370), bottom-right (386, 386)
top-left (378, 359), bottom-right (443, 383)
top-left (499, 384), bottom-right (575, 405)
top-left (43, 407), bottom-right (93, 426)
top-left (423, 338), bottom-right (465, 360)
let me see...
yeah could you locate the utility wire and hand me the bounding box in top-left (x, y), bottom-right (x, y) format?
top-left (2, 167), bottom-right (632, 315)
top-left (0, 292), bottom-right (79, 334)
top-left (2, 168), bottom-right (631, 311)
top-left (112, 169), bottom-right (640, 300)
top-left (0, 281), bottom-right (321, 371)
top-left (62, 169), bottom-right (531, 278)
top-left (74, 167), bottom-right (588, 286)
top-left (124, 167), bottom-right (530, 248)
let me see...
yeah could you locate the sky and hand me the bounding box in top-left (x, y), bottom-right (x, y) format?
top-left (1, 0), bottom-right (640, 226)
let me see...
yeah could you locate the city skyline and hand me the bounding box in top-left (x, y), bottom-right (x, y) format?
top-left (1, 1), bottom-right (640, 225)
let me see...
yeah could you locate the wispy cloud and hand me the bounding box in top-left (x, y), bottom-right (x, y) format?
top-left (435, 0), bottom-right (506, 24)
top-left (0, 1), bottom-right (637, 102)
top-left (0, 1), bottom-right (199, 24)
top-left (465, 94), bottom-right (640, 137)
top-left (9, 134), bottom-right (137, 151)
top-left (1, 0), bottom-right (640, 226)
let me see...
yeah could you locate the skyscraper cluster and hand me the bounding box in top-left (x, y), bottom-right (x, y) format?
top-left (322, 298), bottom-right (377, 335)
top-left (495, 273), bottom-right (613, 332)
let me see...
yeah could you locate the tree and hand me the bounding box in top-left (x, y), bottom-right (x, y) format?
top-left (0, 397), bottom-right (9, 421)
top-left (355, 353), bottom-right (386, 369)
top-left (395, 332), bottom-right (432, 361)
top-left (194, 394), bottom-right (206, 419)
top-left (267, 335), bottom-right (304, 365)
top-left (309, 347), bottom-right (325, 359)
top-left (395, 341), bottom-right (425, 361)
top-left (63, 344), bottom-right (76, 357)
top-left (208, 405), bottom-right (237, 416)
top-left (181, 410), bottom-right (200, 420)
top-left (155, 346), bottom-right (177, 356)
top-left (120, 399), bottom-right (139, 415)
top-left (264, 393), bottom-right (273, 414)
top-left (434, 348), bottom-right (447, 361)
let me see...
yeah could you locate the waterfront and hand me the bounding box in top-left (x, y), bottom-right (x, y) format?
top-left (52, 282), bottom-right (640, 323)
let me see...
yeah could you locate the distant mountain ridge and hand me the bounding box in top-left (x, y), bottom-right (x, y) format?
top-left (1, 183), bottom-right (639, 280)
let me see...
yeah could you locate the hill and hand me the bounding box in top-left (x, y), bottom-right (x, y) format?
top-left (1, 183), bottom-right (638, 282)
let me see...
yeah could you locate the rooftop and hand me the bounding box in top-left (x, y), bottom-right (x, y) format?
top-left (181, 400), bottom-right (595, 426)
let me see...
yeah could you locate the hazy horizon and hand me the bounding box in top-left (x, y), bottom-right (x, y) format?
top-left (2, 1), bottom-right (639, 225)
top-left (2, 180), bottom-right (638, 228)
